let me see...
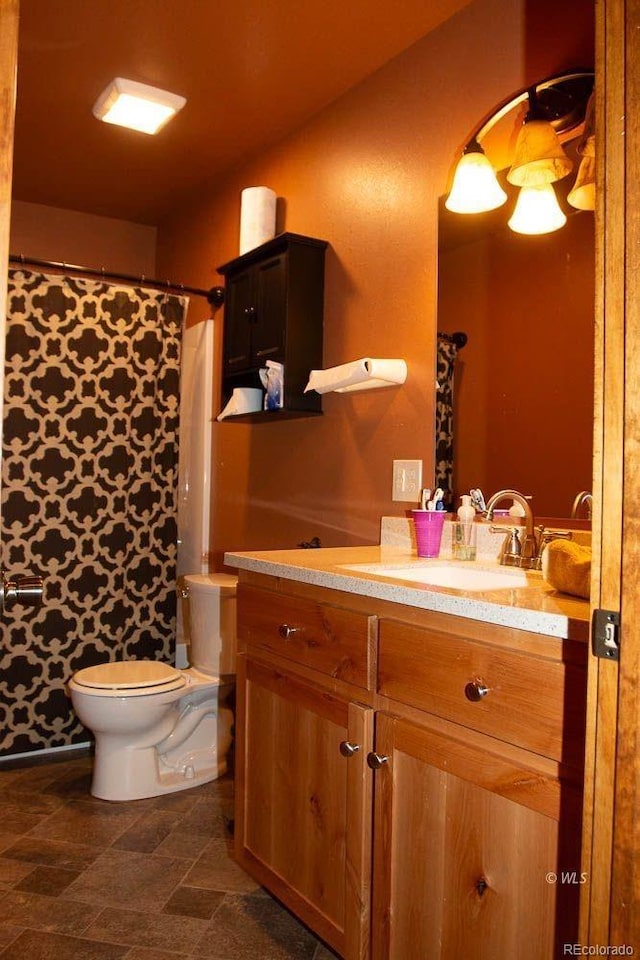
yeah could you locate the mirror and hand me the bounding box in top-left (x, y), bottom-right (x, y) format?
top-left (437, 159), bottom-right (595, 520)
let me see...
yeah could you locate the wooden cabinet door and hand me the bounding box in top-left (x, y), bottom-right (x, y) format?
top-left (371, 712), bottom-right (583, 960)
top-left (252, 253), bottom-right (287, 365)
top-left (235, 655), bottom-right (373, 959)
top-left (223, 266), bottom-right (254, 374)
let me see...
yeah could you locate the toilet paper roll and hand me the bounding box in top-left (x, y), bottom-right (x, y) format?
top-left (239, 186), bottom-right (277, 255)
top-left (304, 358), bottom-right (407, 395)
top-left (217, 387), bottom-right (264, 420)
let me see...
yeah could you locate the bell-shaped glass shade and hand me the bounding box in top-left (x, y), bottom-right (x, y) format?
top-left (445, 150), bottom-right (507, 214)
top-left (568, 154), bottom-right (596, 211)
top-left (507, 119), bottom-right (574, 187)
top-left (508, 184), bottom-right (567, 235)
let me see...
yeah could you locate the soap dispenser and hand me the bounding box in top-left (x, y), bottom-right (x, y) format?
top-left (458, 495), bottom-right (475, 523)
top-left (455, 494), bottom-right (476, 560)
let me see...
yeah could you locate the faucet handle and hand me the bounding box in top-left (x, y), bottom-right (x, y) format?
top-left (489, 525), bottom-right (521, 563)
top-left (536, 526), bottom-right (573, 551)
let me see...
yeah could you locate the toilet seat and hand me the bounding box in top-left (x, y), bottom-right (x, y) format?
top-left (72, 661), bottom-right (186, 695)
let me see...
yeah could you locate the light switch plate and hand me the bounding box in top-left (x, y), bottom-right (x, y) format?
top-left (392, 459), bottom-right (423, 502)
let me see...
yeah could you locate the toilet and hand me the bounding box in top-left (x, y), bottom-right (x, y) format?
top-left (69, 573), bottom-right (238, 802)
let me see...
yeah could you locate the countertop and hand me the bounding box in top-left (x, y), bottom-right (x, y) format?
top-left (224, 544), bottom-right (590, 641)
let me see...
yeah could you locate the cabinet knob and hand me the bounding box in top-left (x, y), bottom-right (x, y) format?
top-left (244, 306), bottom-right (257, 322)
top-left (339, 741), bottom-right (360, 758)
top-left (278, 623), bottom-right (299, 640)
top-left (464, 680), bottom-right (490, 702)
top-left (366, 752), bottom-right (389, 770)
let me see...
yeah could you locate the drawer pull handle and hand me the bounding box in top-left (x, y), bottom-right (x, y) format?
top-left (465, 680), bottom-right (490, 702)
top-left (366, 752), bottom-right (389, 770)
top-left (339, 741), bottom-right (360, 758)
top-left (278, 623), bottom-right (299, 640)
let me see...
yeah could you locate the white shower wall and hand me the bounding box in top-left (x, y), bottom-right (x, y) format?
top-left (176, 317), bottom-right (214, 660)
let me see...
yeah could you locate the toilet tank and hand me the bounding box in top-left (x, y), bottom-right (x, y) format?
top-left (184, 573), bottom-right (237, 677)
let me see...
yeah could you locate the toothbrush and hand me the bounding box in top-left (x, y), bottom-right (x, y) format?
top-left (420, 488), bottom-right (431, 510)
top-left (427, 488), bottom-right (443, 511)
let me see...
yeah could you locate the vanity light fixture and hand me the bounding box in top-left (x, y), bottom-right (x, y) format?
top-left (567, 92), bottom-right (596, 211)
top-left (445, 70), bottom-right (594, 233)
top-left (92, 78), bottom-right (186, 135)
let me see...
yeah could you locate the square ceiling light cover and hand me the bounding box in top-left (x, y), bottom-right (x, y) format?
top-left (92, 77), bottom-right (186, 135)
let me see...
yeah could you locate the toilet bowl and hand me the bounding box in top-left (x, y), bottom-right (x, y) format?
top-left (69, 572), bottom-right (237, 801)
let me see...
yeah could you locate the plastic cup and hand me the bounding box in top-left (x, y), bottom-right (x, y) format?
top-left (412, 510), bottom-right (448, 558)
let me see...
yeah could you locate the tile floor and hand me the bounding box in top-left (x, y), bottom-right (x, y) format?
top-left (0, 752), bottom-right (338, 959)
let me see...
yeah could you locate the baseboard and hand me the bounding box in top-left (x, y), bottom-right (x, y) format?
top-left (0, 740), bottom-right (92, 767)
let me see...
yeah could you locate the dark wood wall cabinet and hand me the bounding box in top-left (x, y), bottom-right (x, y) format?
top-left (217, 232), bottom-right (328, 421)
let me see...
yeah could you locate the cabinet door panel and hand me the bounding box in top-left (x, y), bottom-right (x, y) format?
top-left (236, 656), bottom-right (373, 958)
top-left (253, 254), bottom-right (287, 363)
top-left (371, 712), bottom-right (581, 960)
top-left (223, 267), bottom-right (254, 373)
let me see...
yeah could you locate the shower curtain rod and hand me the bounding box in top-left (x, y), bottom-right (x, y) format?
top-left (9, 254), bottom-right (225, 308)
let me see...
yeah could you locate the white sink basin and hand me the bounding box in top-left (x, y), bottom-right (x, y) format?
top-left (338, 562), bottom-right (530, 592)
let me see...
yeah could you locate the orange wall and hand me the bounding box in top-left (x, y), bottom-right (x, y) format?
top-left (156, 0), bottom-right (594, 565)
top-left (10, 201), bottom-right (157, 275)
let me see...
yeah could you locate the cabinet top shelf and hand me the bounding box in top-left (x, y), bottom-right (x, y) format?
top-left (217, 232), bottom-right (329, 275)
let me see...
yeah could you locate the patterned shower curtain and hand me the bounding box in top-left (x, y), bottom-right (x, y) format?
top-left (435, 335), bottom-right (459, 505)
top-left (0, 270), bottom-right (186, 757)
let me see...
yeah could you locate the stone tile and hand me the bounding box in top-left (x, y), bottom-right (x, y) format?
top-left (0, 923), bottom-right (24, 952)
top-left (0, 807), bottom-right (47, 835)
top-left (162, 885), bottom-right (225, 919)
top-left (27, 800), bottom-right (143, 847)
top-left (111, 810), bottom-right (180, 854)
top-left (0, 929), bottom-right (130, 959)
top-left (173, 797), bottom-right (234, 838)
top-left (153, 828), bottom-right (211, 861)
top-left (147, 791), bottom-right (201, 814)
top-left (313, 942), bottom-right (341, 959)
top-left (64, 849), bottom-right (190, 911)
top-left (83, 905), bottom-right (209, 953)
top-left (0, 891), bottom-right (101, 934)
top-left (126, 950), bottom-right (190, 960)
top-left (0, 832), bottom-right (20, 854)
top-left (0, 857), bottom-right (36, 886)
top-left (2, 836), bottom-right (101, 871)
top-left (0, 792), bottom-right (65, 816)
top-left (39, 770), bottom-right (95, 801)
top-left (183, 839), bottom-right (260, 894)
top-left (192, 893), bottom-right (318, 959)
top-left (15, 864), bottom-right (80, 896)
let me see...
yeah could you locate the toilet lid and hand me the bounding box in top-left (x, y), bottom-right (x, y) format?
top-left (73, 661), bottom-right (184, 691)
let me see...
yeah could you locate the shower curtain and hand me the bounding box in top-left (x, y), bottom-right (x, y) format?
top-left (0, 269), bottom-right (186, 757)
top-left (435, 334), bottom-right (459, 504)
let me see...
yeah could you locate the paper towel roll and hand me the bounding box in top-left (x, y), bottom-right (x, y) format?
top-left (304, 358), bottom-right (407, 395)
top-left (239, 186), bottom-right (277, 255)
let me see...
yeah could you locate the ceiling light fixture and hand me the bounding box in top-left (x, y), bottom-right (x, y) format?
top-left (92, 78), bottom-right (186, 135)
top-left (445, 70), bottom-right (594, 233)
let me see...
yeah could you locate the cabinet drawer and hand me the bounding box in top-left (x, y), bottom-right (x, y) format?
top-left (238, 584), bottom-right (376, 689)
top-left (378, 620), bottom-right (586, 764)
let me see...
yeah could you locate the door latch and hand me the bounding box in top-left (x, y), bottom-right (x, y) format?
top-left (592, 608), bottom-right (620, 661)
top-left (0, 573), bottom-right (44, 610)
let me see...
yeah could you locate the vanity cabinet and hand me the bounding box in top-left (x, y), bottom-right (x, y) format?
top-left (234, 574), bottom-right (587, 959)
top-left (217, 232), bottom-right (327, 420)
top-left (234, 582), bottom-right (377, 958)
top-left (371, 615), bottom-right (586, 959)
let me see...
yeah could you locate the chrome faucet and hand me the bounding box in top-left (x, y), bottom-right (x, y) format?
top-left (484, 489), bottom-right (572, 570)
top-left (571, 490), bottom-right (593, 520)
top-left (484, 489), bottom-right (538, 567)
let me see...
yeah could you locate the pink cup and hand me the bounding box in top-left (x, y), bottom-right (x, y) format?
top-left (412, 510), bottom-right (448, 558)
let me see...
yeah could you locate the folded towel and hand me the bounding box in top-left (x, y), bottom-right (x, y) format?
top-left (541, 540), bottom-right (591, 599)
